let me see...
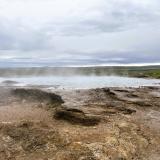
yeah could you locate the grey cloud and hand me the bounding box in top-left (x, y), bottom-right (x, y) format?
top-left (45, 0), bottom-right (160, 36)
top-left (64, 50), bottom-right (160, 64)
top-left (0, 49), bottom-right (160, 67)
top-left (0, 0), bottom-right (160, 65)
top-left (0, 19), bottom-right (53, 51)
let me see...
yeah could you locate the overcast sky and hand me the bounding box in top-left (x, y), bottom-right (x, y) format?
top-left (0, 0), bottom-right (160, 66)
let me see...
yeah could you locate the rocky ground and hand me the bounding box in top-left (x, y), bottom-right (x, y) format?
top-left (0, 86), bottom-right (160, 160)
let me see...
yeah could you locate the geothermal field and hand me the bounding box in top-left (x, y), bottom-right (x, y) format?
top-left (0, 66), bottom-right (160, 160)
top-left (1, 0), bottom-right (160, 159)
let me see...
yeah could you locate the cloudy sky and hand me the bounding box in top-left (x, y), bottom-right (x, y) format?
top-left (0, 0), bottom-right (160, 67)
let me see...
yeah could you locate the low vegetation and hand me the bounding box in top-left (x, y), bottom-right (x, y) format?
top-left (0, 65), bottom-right (160, 78)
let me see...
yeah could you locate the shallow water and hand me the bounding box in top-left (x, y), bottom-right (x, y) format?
top-left (0, 76), bottom-right (160, 89)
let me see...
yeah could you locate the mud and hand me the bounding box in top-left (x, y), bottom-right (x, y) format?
top-left (0, 86), bottom-right (160, 160)
top-left (1, 80), bottom-right (19, 85)
top-left (54, 107), bottom-right (100, 126)
top-left (12, 88), bottom-right (64, 104)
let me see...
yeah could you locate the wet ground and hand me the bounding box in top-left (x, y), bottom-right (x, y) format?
top-left (0, 86), bottom-right (160, 160)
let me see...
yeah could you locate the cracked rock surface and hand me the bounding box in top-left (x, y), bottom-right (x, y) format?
top-left (0, 86), bottom-right (160, 160)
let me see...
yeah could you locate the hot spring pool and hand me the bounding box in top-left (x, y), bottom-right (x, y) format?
top-left (0, 76), bottom-right (160, 89)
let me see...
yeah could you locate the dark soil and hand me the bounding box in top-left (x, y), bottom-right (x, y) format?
top-left (54, 107), bottom-right (100, 126)
top-left (11, 88), bottom-right (64, 104)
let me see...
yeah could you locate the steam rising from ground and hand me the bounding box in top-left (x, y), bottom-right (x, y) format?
top-left (0, 67), bottom-right (160, 89)
top-left (0, 66), bottom-right (159, 77)
top-left (0, 76), bottom-right (160, 89)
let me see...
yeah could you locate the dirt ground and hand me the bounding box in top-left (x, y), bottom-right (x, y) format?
top-left (0, 86), bottom-right (160, 160)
